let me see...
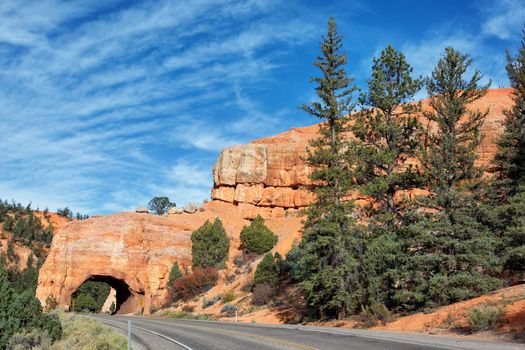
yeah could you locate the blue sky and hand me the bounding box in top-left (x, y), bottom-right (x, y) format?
top-left (0, 0), bottom-right (523, 215)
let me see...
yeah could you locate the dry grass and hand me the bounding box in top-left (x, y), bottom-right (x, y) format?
top-left (50, 310), bottom-right (127, 350)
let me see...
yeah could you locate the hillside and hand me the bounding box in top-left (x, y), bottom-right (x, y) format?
top-left (0, 202), bottom-right (71, 270)
top-left (212, 88), bottom-right (513, 218)
top-left (34, 88), bottom-right (523, 341)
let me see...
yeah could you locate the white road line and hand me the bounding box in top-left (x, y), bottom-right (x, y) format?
top-left (287, 327), bottom-right (466, 350)
top-left (88, 316), bottom-right (194, 350)
top-left (145, 318), bottom-right (481, 350)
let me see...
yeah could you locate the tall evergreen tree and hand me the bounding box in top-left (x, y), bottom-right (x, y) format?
top-left (491, 32), bottom-right (525, 200)
top-left (396, 48), bottom-right (500, 310)
top-left (489, 30), bottom-right (525, 273)
top-left (354, 46), bottom-right (422, 306)
top-left (353, 45), bottom-right (422, 228)
top-left (297, 17), bottom-right (359, 319)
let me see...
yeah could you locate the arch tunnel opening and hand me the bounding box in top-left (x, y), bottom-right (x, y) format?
top-left (71, 275), bottom-right (143, 314)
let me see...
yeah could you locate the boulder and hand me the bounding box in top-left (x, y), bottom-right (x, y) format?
top-left (211, 186), bottom-right (235, 203)
top-left (167, 207), bottom-right (183, 215)
top-left (183, 203), bottom-right (198, 214)
top-left (135, 207), bottom-right (149, 213)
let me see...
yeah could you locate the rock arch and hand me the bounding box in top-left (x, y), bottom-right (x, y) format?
top-left (36, 213), bottom-right (195, 315)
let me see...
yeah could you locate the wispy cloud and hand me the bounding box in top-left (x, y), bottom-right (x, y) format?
top-left (481, 0), bottom-right (525, 40)
top-left (2, 1), bottom-right (518, 214)
top-left (398, 19), bottom-right (512, 95)
top-left (0, 0), bottom-right (317, 214)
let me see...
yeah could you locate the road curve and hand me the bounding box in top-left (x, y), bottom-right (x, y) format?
top-left (90, 314), bottom-right (523, 350)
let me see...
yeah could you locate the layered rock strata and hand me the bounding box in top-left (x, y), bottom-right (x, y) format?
top-left (212, 88), bottom-right (513, 218)
top-left (36, 201), bottom-right (303, 314)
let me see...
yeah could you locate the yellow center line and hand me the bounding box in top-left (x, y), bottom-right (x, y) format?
top-left (147, 319), bottom-right (320, 350)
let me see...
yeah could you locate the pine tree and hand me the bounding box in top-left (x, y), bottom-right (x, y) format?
top-left (502, 191), bottom-right (525, 271)
top-left (355, 45), bottom-right (422, 308)
top-left (354, 45), bottom-right (422, 226)
top-left (396, 48), bottom-right (501, 310)
top-left (489, 30), bottom-right (525, 272)
top-left (0, 266), bottom-right (18, 349)
top-left (253, 253), bottom-right (279, 286)
top-left (297, 17), bottom-right (360, 319)
top-left (0, 266), bottom-right (62, 348)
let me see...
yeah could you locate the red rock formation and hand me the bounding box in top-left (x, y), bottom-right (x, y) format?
top-left (37, 212), bottom-right (193, 314)
top-left (212, 88), bottom-right (513, 218)
top-left (36, 201), bottom-right (303, 314)
top-left (36, 88), bottom-right (513, 315)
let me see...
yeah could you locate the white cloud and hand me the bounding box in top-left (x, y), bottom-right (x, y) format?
top-left (171, 120), bottom-right (242, 152)
top-left (169, 161), bottom-right (211, 188)
top-left (0, 0), bottom-right (315, 214)
top-left (482, 0), bottom-right (525, 40)
top-left (400, 28), bottom-right (508, 93)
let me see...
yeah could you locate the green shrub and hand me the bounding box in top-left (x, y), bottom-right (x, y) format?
top-left (240, 215), bottom-right (278, 254)
top-left (465, 303), bottom-right (503, 332)
top-left (168, 262), bottom-right (182, 283)
top-left (202, 295), bottom-right (221, 309)
top-left (221, 303), bottom-right (238, 316)
top-left (154, 310), bottom-right (212, 320)
top-left (7, 329), bottom-right (52, 350)
top-left (44, 295), bottom-right (59, 313)
top-left (360, 303), bottom-right (393, 327)
top-left (253, 253), bottom-right (279, 285)
top-left (221, 291), bottom-right (236, 304)
top-left (191, 218), bottom-right (229, 269)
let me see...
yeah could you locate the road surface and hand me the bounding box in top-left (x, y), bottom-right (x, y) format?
top-left (90, 314), bottom-right (523, 350)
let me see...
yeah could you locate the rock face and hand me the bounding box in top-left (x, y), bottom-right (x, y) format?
top-left (36, 201), bottom-right (303, 314)
top-left (212, 88), bottom-right (513, 218)
top-left (100, 288), bottom-right (116, 313)
top-left (36, 88), bottom-right (513, 315)
top-left (36, 212), bottom-right (194, 314)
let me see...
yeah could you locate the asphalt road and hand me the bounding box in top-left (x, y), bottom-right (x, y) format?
top-left (90, 314), bottom-right (524, 350)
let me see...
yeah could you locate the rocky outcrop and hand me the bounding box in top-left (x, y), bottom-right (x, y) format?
top-left (36, 88), bottom-right (514, 315)
top-left (212, 88), bottom-right (513, 218)
top-left (211, 130), bottom-right (316, 219)
top-left (36, 212), bottom-right (197, 314)
top-left (101, 288), bottom-right (116, 313)
top-left (36, 201), bottom-right (303, 314)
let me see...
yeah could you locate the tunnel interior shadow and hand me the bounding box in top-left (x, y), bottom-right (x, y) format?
top-left (73, 275), bottom-right (137, 314)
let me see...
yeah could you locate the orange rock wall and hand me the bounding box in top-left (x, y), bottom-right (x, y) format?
top-left (36, 201), bottom-right (304, 314)
top-left (36, 212), bottom-right (193, 313)
top-left (212, 88), bottom-right (513, 218)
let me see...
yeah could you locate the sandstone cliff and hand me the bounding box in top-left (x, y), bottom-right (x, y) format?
top-left (36, 88), bottom-right (514, 315)
top-left (36, 201), bottom-right (303, 314)
top-left (211, 88), bottom-right (513, 219)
